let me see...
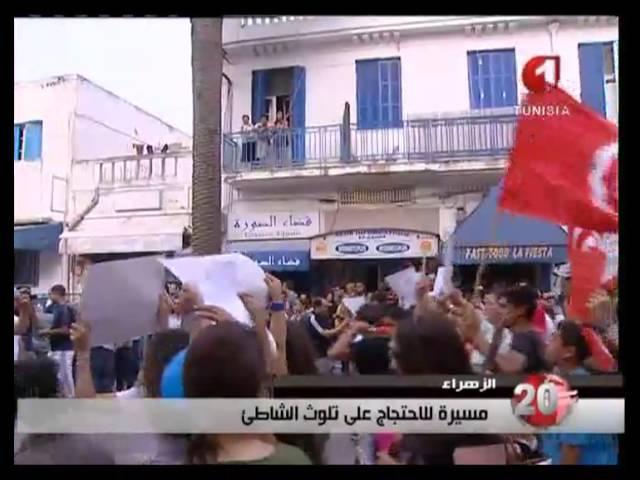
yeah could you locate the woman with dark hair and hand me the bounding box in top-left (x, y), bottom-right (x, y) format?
top-left (391, 311), bottom-right (473, 375)
top-left (276, 321), bottom-right (328, 464)
top-left (284, 321), bottom-right (319, 376)
top-left (183, 322), bottom-right (311, 464)
top-left (382, 309), bottom-right (507, 465)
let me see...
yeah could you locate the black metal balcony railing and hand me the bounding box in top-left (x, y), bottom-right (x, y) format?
top-left (222, 113), bottom-right (517, 174)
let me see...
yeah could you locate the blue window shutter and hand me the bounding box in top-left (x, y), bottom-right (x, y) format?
top-left (23, 121), bottom-right (42, 161)
top-left (291, 66), bottom-right (306, 164)
top-left (579, 43), bottom-right (606, 116)
top-left (357, 58), bottom-right (401, 129)
top-left (468, 52), bottom-right (482, 109)
top-left (389, 59), bottom-right (402, 127)
top-left (503, 51), bottom-right (518, 107)
top-left (469, 50), bottom-right (516, 109)
top-left (14, 125), bottom-right (21, 161)
top-left (251, 70), bottom-right (269, 124)
top-left (356, 61), bottom-right (367, 128)
top-left (356, 60), bottom-right (380, 129)
top-left (481, 77), bottom-right (493, 109)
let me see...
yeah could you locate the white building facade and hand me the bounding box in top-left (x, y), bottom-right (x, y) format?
top-left (14, 74), bottom-right (191, 295)
top-left (221, 16), bottom-right (618, 292)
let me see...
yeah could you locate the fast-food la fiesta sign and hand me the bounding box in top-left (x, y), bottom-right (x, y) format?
top-left (455, 245), bottom-right (567, 264)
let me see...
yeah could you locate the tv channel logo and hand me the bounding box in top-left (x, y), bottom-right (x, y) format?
top-left (522, 56), bottom-right (560, 93)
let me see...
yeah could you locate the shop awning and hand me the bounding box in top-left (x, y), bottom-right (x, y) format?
top-left (451, 186), bottom-right (568, 265)
top-left (59, 231), bottom-right (184, 255)
top-left (14, 222), bottom-right (63, 251)
top-left (225, 239), bottom-right (310, 271)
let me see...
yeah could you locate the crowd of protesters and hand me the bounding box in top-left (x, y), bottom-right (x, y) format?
top-left (14, 265), bottom-right (619, 465)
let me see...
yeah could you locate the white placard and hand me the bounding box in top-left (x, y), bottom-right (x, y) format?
top-left (342, 296), bottom-right (366, 316)
top-left (311, 230), bottom-right (439, 260)
top-left (160, 253), bottom-right (268, 327)
top-left (17, 398), bottom-right (625, 434)
top-left (227, 212), bottom-right (320, 241)
top-left (385, 267), bottom-right (421, 308)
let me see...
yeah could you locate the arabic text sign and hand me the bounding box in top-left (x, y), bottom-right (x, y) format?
top-left (311, 229), bottom-right (439, 260)
top-left (241, 251), bottom-right (310, 271)
top-left (228, 212), bottom-right (320, 241)
top-left (454, 245), bottom-right (568, 265)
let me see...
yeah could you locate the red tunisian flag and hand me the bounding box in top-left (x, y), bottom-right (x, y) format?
top-left (499, 87), bottom-right (618, 233)
top-left (567, 227), bottom-right (618, 318)
top-left (567, 227), bottom-right (607, 322)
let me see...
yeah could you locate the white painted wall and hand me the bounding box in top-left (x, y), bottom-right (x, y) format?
top-left (73, 76), bottom-right (191, 160)
top-left (15, 75), bottom-right (193, 224)
top-left (14, 77), bottom-right (78, 223)
top-left (225, 22), bottom-right (618, 132)
top-left (15, 75), bottom-right (194, 287)
top-left (33, 251), bottom-right (65, 294)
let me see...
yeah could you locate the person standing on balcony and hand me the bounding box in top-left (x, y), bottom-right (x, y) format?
top-left (255, 115), bottom-right (271, 167)
top-left (274, 110), bottom-right (290, 166)
top-left (240, 114), bottom-right (256, 164)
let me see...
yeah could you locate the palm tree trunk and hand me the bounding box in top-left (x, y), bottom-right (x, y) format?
top-left (190, 18), bottom-right (223, 255)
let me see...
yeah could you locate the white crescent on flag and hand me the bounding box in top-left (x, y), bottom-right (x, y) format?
top-left (569, 227), bottom-right (618, 287)
top-left (589, 142), bottom-right (618, 215)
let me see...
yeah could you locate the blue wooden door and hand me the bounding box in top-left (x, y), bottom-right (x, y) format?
top-left (291, 66), bottom-right (306, 165)
top-left (251, 70), bottom-right (269, 124)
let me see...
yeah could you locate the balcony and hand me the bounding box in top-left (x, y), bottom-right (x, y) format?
top-left (62, 151), bottom-right (193, 256)
top-left (222, 112), bottom-right (516, 182)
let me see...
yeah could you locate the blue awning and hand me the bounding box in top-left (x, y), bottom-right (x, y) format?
top-left (14, 223), bottom-right (63, 251)
top-left (225, 239), bottom-right (310, 272)
top-left (451, 186), bottom-right (567, 265)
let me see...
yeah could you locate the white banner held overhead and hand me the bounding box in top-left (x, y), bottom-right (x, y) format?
top-left (17, 398), bottom-right (624, 435)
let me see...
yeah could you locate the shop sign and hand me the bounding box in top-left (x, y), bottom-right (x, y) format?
top-left (454, 245), bottom-right (567, 265)
top-left (228, 212), bottom-right (320, 241)
top-left (311, 229), bottom-right (438, 260)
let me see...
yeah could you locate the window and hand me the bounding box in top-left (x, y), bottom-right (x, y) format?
top-left (14, 251), bottom-right (39, 286)
top-left (579, 42), bottom-right (617, 120)
top-left (467, 49), bottom-right (518, 109)
top-left (603, 42), bottom-right (615, 80)
top-left (603, 42), bottom-right (618, 122)
top-left (14, 121), bottom-right (43, 161)
top-left (356, 58), bottom-right (403, 129)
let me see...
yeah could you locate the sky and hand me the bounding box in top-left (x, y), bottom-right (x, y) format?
top-left (14, 18), bottom-right (194, 135)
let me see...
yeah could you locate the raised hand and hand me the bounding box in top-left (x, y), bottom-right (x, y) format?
top-left (265, 273), bottom-right (284, 303)
top-left (448, 290), bottom-right (481, 342)
top-left (193, 305), bottom-right (235, 325)
top-left (70, 321), bottom-right (91, 353)
top-left (239, 293), bottom-right (268, 323)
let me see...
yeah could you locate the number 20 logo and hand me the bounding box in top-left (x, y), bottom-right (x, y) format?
top-left (514, 381), bottom-right (559, 416)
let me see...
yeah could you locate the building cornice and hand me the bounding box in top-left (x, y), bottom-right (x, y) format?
top-left (224, 16), bottom-right (617, 59)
